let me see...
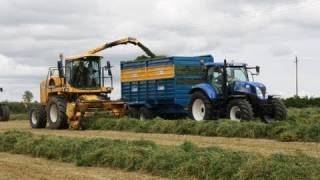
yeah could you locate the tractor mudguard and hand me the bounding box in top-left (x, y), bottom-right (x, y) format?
top-left (189, 83), bottom-right (218, 100)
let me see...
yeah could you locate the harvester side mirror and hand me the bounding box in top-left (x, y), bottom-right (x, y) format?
top-left (106, 61), bottom-right (112, 77)
top-left (57, 60), bottom-right (64, 78)
top-left (256, 66), bottom-right (260, 74)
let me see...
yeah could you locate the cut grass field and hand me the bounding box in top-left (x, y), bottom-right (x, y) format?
top-left (0, 130), bottom-right (320, 180)
top-left (0, 152), bottom-right (164, 180)
top-left (0, 121), bottom-right (319, 158)
top-left (86, 108), bottom-right (320, 142)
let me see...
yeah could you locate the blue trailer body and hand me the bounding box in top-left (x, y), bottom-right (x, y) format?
top-left (121, 55), bottom-right (214, 116)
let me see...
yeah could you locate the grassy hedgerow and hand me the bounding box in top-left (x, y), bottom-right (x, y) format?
top-left (1, 130), bottom-right (320, 179)
top-left (86, 108), bottom-right (320, 142)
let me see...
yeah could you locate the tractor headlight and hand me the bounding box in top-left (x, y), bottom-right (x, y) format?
top-left (256, 87), bottom-right (263, 99)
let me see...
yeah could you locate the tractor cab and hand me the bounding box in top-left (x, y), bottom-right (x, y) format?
top-left (205, 61), bottom-right (264, 100)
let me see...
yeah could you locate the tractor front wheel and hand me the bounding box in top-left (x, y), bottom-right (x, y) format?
top-left (47, 96), bottom-right (68, 129)
top-left (227, 99), bottom-right (254, 121)
top-left (263, 98), bottom-right (287, 122)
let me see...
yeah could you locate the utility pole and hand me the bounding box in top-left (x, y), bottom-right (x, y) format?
top-left (294, 56), bottom-right (299, 97)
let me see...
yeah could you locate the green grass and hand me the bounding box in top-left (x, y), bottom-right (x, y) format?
top-left (1, 130), bottom-right (319, 180)
top-left (9, 113), bottom-right (28, 120)
top-left (86, 108), bottom-right (320, 142)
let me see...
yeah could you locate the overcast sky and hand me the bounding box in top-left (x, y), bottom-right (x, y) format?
top-left (0, 0), bottom-right (319, 101)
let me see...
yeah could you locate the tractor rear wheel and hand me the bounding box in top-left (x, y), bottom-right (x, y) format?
top-left (0, 104), bottom-right (10, 121)
top-left (188, 91), bottom-right (214, 121)
top-left (29, 106), bottom-right (47, 128)
top-left (227, 99), bottom-right (254, 121)
top-left (138, 107), bottom-right (156, 120)
top-left (47, 96), bottom-right (68, 129)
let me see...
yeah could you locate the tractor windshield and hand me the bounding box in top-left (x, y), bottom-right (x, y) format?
top-left (65, 58), bottom-right (101, 88)
top-left (227, 67), bottom-right (249, 82)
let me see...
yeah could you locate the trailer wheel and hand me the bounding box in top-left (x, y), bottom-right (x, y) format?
top-left (47, 96), bottom-right (68, 129)
top-left (139, 107), bottom-right (155, 120)
top-left (188, 91), bottom-right (214, 121)
top-left (271, 98), bottom-right (287, 121)
top-left (227, 99), bottom-right (254, 121)
top-left (128, 107), bottom-right (139, 119)
top-left (0, 104), bottom-right (10, 121)
top-left (29, 106), bottom-right (47, 128)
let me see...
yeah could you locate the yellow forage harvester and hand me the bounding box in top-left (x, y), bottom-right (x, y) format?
top-left (30, 37), bottom-right (156, 129)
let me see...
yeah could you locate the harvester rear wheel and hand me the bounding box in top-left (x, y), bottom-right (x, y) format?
top-left (0, 104), bottom-right (10, 121)
top-left (47, 96), bottom-right (68, 129)
top-left (138, 107), bottom-right (155, 120)
top-left (29, 106), bottom-right (47, 128)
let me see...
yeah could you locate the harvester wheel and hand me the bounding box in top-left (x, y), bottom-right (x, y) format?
top-left (271, 98), bottom-right (287, 121)
top-left (188, 91), bottom-right (214, 121)
top-left (227, 99), bottom-right (254, 121)
top-left (138, 107), bottom-right (155, 120)
top-left (29, 106), bottom-right (47, 128)
top-left (0, 104), bottom-right (10, 121)
top-left (47, 96), bottom-right (68, 129)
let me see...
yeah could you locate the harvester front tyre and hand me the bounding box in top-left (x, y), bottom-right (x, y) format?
top-left (188, 91), bottom-right (214, 121)
top-left (0, 104), bottom-right (10, 121)
top-left (47, 96), bottom-right (68, 129)
top-left (227, 99), bottom-right (254, 122)
top-left (271, 98), bottom-right (287, 121)
top-left (29, 107), bottom-right (47, 128)
top-left (139, 107), bottom-right (155, 120)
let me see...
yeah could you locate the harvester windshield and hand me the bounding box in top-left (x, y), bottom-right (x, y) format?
top-left (65, 57), bottom-right (101, 88)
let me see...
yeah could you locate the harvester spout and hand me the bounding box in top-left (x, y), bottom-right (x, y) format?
top-left (84, 37), bottom-right (156, 58)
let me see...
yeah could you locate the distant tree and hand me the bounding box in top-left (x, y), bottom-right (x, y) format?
top-left (22, 90), bottom-right (34, 103)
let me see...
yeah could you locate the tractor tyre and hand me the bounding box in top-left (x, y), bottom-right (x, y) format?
top-left (47, 96), bottom-right (69, 129)
top-left (138, 107), bottom-right (156, 120)
top-left (0, 104), bottom-right (10, 121)
top-left (271, 98), bottom-right (287, 121)
top-left (188, 91), bottom-right (214, 121)
top-left (128, 107), bottom-right (139, 119)
top-left (29, 106), bottom-right (47, 128)
top-left (227, 99), bottom-right (254, 121)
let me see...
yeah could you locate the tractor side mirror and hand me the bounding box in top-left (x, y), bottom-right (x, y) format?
top-left (57, 60), bottom-right (64, 78)
top-left (256, 66), bottom-right (260, 74)
top-left (0, 88), bottom-right (3, 92)
top-left (106, 61), bottom-right (112, 77)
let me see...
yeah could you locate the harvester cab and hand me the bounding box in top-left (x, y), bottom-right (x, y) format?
top-left (189, 60), bottom-right (287, 122)
top-left (30, 37), bottom-right (155, 129)
top-left (0, 87), bottom-right (10, 121)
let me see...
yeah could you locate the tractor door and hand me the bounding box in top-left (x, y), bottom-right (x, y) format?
top-left (207, 67), bottom-right (223, 95)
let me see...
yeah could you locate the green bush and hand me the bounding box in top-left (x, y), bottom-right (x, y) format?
top-left (86, 108), bottom-right (320, 142)
top-left (284, 97), bottom-right (320, 108)
top-left (0, 131), bottom-right (319, 180)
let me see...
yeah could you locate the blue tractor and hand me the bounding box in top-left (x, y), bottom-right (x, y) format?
top-left (188, 60), bottom-right (287, 122)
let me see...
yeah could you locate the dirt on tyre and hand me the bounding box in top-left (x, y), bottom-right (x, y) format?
top-left (188, 91), bottom-right (214, 121)
top-left (0, 104), bottom-right (10, 121)
top-left (29, 106), bottom-right (47, 128)
top-left (227, 99), bottom-right (254, 121)
top-left (138, 107), bottom-right (155, 120)
top-left (47, 96), bottom-right (69, 129)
